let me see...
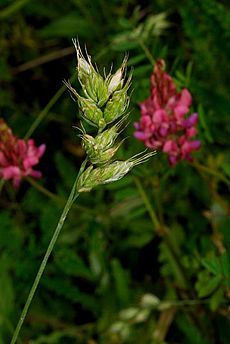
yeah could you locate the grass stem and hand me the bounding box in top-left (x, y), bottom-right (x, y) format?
top-left (10, 159), bottom-right (88, 344)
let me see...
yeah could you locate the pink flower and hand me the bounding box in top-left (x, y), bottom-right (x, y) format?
top-left (134, 60), bottom-right (201, 165)
top-left (0, 119), bottom-right (46, 187)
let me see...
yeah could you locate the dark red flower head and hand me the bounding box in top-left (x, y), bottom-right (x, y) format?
top-left (0, 119), bottom-right (46, 187)
top-left (134, 60), bottom-right (201, 165)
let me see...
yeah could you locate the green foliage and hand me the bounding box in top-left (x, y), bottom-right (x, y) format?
top-left (0, 0), bottom-right (230, 343)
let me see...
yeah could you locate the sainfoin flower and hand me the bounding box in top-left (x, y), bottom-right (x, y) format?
top-left (0, 119), bottom-right (46, 187)
top-left (134, 59), bottom-right (201, 165)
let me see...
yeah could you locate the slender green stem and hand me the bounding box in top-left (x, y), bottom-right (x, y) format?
top-left (164, 299), bottom-right (212, 307)
top-left (134, 176), bottom-right (188, 288)
top-left (10, 184), bottom-right (78, 344)
top-left (26, 176), bottom-right (96, 215)
top-left (13, 47), bottom-right (75, 74)
top-left (26, 176), bottom-right (62, 202)
top-left (134, 176), bottom-right (159, 230)
top-left (128, 15), bottom-right (155, 66)
top-left (10, 159), bottom-right (88, 344)
top-left (23, 82), bottom-right (69, 140)
top-left (191, 160), bottom-right (230, 188)
top-left (0, 0), bottom-right (31, 20)
top-left (138, 39), bottom-right (155, 66)
top-left (0, 179), bottom-right (5, 194)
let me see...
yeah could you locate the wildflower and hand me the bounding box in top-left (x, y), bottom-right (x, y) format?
top-left (0, 119), bottom-right (46, 187)
top-left (134, 59), bottom-right (201, 165)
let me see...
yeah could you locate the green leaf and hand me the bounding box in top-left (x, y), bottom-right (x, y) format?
top-left (201, 256), bottom-right (221, 275)
top-left (111, 259), bottom-right (130, 306)
top-left (55, 248), bottom-right (94, 281)
top-left (133, 64), bottom-right (152, 77)
top-left (198, 104), bottom-right (213, 143)
top-left (128, 54), bottom-right (146, 66)
top-left (54, 151), bottom-right (76, 189)
top-left (176, 313), bottom-right (209, 344)
top-left (198, 275), bottom-right (222, 298)
top-left (39, 13), bottom-right (95, 38)
top-left (210, 287), bottom-right (224, 311)
top-left (220, 251), bottom-right (230, 288)
top-left (88, 225), bottom-right (106, 278)
top-left (0, 257), bottom-right (14, 340)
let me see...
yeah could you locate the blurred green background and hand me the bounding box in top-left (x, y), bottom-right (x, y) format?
top-left (0, 0), bottom-right (230, 343)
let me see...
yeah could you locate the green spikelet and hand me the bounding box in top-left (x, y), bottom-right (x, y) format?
top-left (64, 81), bottom-right (105, 129)
top-left (82, 134), bottom-right (123, 165)
top-left (90, 142), bottom-right (123, 165)
top-left (77, 151), bottom-right (156, 193)
top-left (107, 56), bottom-right (128, 94)
top-left (81, 134), bottom-right (97, 157)
top-left (77, 96), bottom-right (105, 128)
top-left (104, 75), bottom-right (132, 124)
top-left (94, 115), bottom-right (128, 150)
top-left (77, 165), bottom-right (94, 192)
top-left (73, 39), bottom-right (109, 107)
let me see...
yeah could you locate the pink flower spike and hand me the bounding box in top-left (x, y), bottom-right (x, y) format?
top-left (2, 166), bottom-right (21, 180)
top-left (179, 89), bottom-right (192, 107)
top-left (174, 105), bottom-right (189, 119)
top-left (186, 127), bottom-right (197, 137)
top-left (30, 170), bottom-right (42, 178)
top-left (182, 113), bottom-right (198, 128)
top-left (134, 59), bottom-right (201, 166)
top-left (38, 144), bottom-right (46, 157)
top-left (153, 109), bottom-right (168, 124)
top-left (190, 140), bottom-right (201, 150)
top-left (134, 131), bottom-right (149, 141)
top-left (0, 118), bottom-right (46, 187)
top-left (168, 155), bottom-right (178, 166)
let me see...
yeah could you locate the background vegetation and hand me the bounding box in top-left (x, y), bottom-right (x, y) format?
top-left (0, 0), bottom-right (230, 343)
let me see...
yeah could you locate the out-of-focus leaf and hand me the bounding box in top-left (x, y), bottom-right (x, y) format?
top-left (220, 251), bottom-right (230, 288)
top-left (198, 104), bottom-right (213, 143)
top-left (0, 257), bottom-right (14, 341)
top-left (210, 286), bottom-right (224, 311)
top-left (197, 274), bottom-right (222, 298)
top-left (54, 151), bottom-right (76, 189)
top-left (112, 11), bottom-right (169, 51)
top-left (88, 227), bottom-right (106, 278)
top-left (176, 313), bottom-right (209, 344)
top-left (0, 0), bottom-right (30, 20)
top-left (133, 64), bottom-right (152, 77)
top-left (54, 248), bottom-right (94, 281)
top-left (39, 13), bottom-right (95, 38)
top-left (111, 259), bottom-right (130, 306)
top-left (201, 256), bottom-right (221, 275)
top-left (128, 54), bottom-right (146, 66)
top-left (42, 276), bottom-right (98, 312)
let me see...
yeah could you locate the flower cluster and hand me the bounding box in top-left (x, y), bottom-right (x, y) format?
top-left (134, 59), bottom-right (201, 165)
top-left (66, 40), bottom-right (155, 192)
top-left (0, 119), bottom-right (46, 187)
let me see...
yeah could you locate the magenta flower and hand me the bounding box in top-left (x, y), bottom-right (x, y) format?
top-left (0, 119), bottom-right (46, 187)
top-left (134, 60), bottom-right (201, 165)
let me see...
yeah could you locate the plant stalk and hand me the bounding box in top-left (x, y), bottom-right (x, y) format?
top-left (10, 159), bottom-right (87, 344)
top-left (134, 176), bottom-right (188, 288)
